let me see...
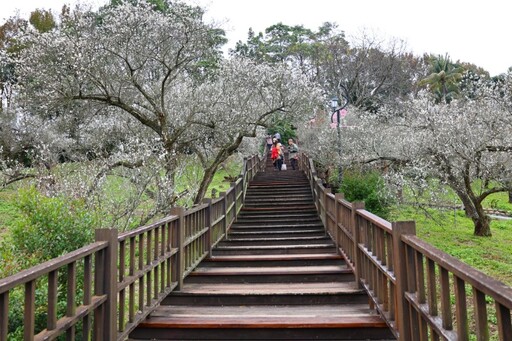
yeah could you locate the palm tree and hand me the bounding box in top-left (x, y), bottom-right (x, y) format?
top-left (419, 54), bottom-right (464, 103)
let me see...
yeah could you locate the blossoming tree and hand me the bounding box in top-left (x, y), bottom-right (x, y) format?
top-left (343, 82), bottom-right (512, 236)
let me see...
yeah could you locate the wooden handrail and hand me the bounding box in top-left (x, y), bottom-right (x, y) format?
top-left (0, 153), bottom-right (264, 341)
top-left (300, 152), bottom-right (512, 341)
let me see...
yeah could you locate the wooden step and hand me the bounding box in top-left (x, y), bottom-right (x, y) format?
top-left (207, 253), bottom-right (343, 261)
top-left (234, 216), bottom-right (321, 224)
top-left (231, 219), bottom-right (323, 231)
top-left (236, 211), bottom-right (318, 218)
top-left (219, 236), bottom-right (331, 246)
top-left (131, 304), bottom-right (393, 340)
top-left (213, 243), bottom-right (336, 255)
top-left (203, 253), bottom-right (344, 267)
top-left (241, 204), bottom-right (316, 212)
top-left (228, 230), bottom-right (324, 239)
top-left (186, 265), bottom-right (353, 283)
top-left (163, 282), bottom-right (368, 305)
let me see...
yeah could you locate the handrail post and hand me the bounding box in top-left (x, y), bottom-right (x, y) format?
top-left (170, 207), bottom-right (185, 290)
top-left (94, 228), bottom-right (118, 341)
top-left (321, 185), bottom-right (328, 233)
top-left (351, 202), bottom-right (365, 289)
top-left (220, 191), bottom-right (228, 239)
top-left (0, 292), bottom-right (8, 341)
top-left (392, 221), bottom-right (416, 341)
top-left (248, 157), bottom-right (253, 179)
top-left (334, 193), bottom-right (345, 253)
top-left (231, 182), bottom-right (238, 221)
top-left (202, 198), bottom-right (213, 257)
top-left (242, 157), bottom-right (248, 203)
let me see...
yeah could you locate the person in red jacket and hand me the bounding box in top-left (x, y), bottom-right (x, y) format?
top-left (271, 139), bottom-right (284, 171)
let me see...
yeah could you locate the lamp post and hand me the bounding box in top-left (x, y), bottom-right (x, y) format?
top-left (330, 87), bottom-right (349, 188)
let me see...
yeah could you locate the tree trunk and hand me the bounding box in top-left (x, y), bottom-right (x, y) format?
top-left (455, 191), bottom-right (492, 237)
top-left (194, 166), bottom-right (217, 205)
top-left (472, 214), bottom-right (492, 237)
top-left (471, 199), bottom-right (492, 237)
top-left (509, 191), bottom-right (512, 203)
top-left (193, 135), bottom-right (245, 204)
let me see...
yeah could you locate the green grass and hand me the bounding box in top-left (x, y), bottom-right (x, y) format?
top-left (206, 160), bottom-right (242, 198)
top-left (389, 205), bottom-right (512, 286)
top-left (483, 191), bottom-right (512, 212)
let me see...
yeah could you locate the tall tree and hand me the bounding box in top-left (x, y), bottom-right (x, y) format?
top-left (17, 0), bottom-right (320, 214)
top-left (342, 87), bottom-right (512, 236)
top-left (419, 54), bottom-right (465, 103)
top-left (233, 22), bottom-right (341, 83)
top-left (29, 9), bottom-right (56, 33)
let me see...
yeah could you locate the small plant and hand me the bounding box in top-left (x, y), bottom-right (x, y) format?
top-left (339, 169), bottom-right (394, 219)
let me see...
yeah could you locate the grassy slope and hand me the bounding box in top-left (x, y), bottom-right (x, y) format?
top-left (390, 197), bottom-right (512, 286)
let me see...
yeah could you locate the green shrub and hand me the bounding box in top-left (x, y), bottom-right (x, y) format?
top-left (339, 169), bottom-right (393, 219)
top-left (5, 187), bottom-right (95, 339)
top-left (11, 187), bottom-right (96, 266)
top-left (268, 119), bottom-right (297, 143)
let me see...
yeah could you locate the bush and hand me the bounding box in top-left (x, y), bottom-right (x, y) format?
top-left (11, 186), bottom-right (96, 266)
top-left (5, 187), bottom-right (96, 339)
top-left (339, 169), bottom-right (393, 219)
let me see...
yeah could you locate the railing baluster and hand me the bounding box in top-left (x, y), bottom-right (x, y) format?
top-left (138, 233), bottom-right (144, 312)
top-left (129, 237), bottom-right (136, 323)
top-left (24, 280), bottom-right (36, 341)
top-left (154, 226), bottom-right (159, 300)
top-left (352, 202), bottom-right (365, 288)
top-left (47, 270), bottom-right (58, 331)
top-left (83, 255), bottom-right (92, 340)
top-left (440, 267), bottom-right (452, 331)
top-left (495, 302), bottom-right (512, 341)
top-left (415, 252), bottom-right (428, 340)
top-left (454, 275), bottom-right (469, 340)
top-left (473, 288), bottom-right (489, 341)
top-left (0, 292), bottom-right (7, 341)
top-left (66, 262), bottom-right (76, 341)
top-left (119, 239), bottom-right (126, 331)
top-left (160, 225), bottom-right (166, 294)
top-left (171, 207), bottom-right (185, 290)
top-left (146, 229), bottom-right (152, 305)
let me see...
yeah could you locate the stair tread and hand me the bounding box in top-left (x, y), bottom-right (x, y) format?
top-left (229, 229), bottom-right (323, 234)
top-left (208, 253), bottom-right (343, 262)
top-left (138, 314), bottom-right (387, 329)
top-left (241, 205), bottom-right (316, 211)
top-left (152, 304), bottom-right (374, 316)
top-left (175, 282), bottom-right (362, 295)
top-left (215, 243), bottom-right (334, 250)
top-left (190, 265), bottom-right (350, 276)
top-left (224, 236), bottom-right (328, 242)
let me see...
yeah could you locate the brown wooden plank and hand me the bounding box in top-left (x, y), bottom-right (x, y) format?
top-left (208, 253), bottom-right (342, 262)
top-left (190, 265), bottom-right (349, 276)
top-left (215, 243), bottom-right (334, 250)
top-left (176, 281), bottom-right (361, 295)
top-left (151, 304), bottom-right (374, 317)
top-left (138, 315), bottom-right (388, 329)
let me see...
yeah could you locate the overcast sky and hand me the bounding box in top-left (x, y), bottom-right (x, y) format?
top-left (2, 0), bottom-right (511, 76)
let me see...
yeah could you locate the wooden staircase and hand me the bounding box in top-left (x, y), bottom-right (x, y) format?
top-left (129, 160), bottom-right (396, 340)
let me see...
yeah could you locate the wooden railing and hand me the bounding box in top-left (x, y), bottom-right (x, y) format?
top-left (0, 153), bottom-right (265, 341)
top-left (299, 153), bottom-right (512, 341)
